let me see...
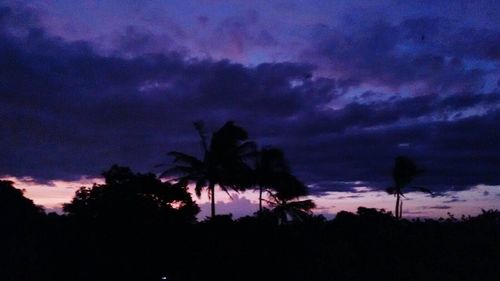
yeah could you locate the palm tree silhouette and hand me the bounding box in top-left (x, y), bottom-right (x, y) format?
top-left (386, 156), bottom-right (430, 219)
top-left (165, 121), bottom-right (255, 218)
top-left (265, 173), bottom-right (316, 224)
top-left (253, 147), bottom-right (291, 213)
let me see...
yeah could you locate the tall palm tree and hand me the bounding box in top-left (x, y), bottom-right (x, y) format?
top-left (253, 147), bottom-right (291, 213)
top-left (164, 121), bottom-right (255, 218)
top-left (386, 156), bottom-right (429, 219)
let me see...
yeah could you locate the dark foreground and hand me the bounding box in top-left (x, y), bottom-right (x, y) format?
top-left (1, 207), bottom-right (499, 281)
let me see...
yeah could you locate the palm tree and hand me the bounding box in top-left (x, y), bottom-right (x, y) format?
top-left (265, 173), bottom-right (316, 224)
top-left (268, 196), bottom-right (316, 224)
top-left (253, 147), bottom-right (291, 213)
top-left (386, 156), bottom-right (430, 219)
top-left (164, 121), bottom-right (255, 218)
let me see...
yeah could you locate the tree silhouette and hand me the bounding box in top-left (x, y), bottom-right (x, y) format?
top-left (0, 180), bottom-right (44, 224)
top-left (265, 173), bottom-right (316, 224)
top-left (252, 147), bottom-right (291, 213)
top-left (165, 121), bottom-right (255, 218)
top-left (63, 165), bottom-right (199, 224)
top-left (386, 156), bottom-right (430, 219)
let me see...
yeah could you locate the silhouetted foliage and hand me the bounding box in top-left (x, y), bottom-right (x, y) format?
top-left (0, 180), bottom-right (44, 224)
top-left (63, 165), bottom-right (199, 225)
top-left (386, 156), bottom-right (429, 219)
top-left (252, 147), bottom-right (291, 212)
top-left (268, 196), bottom-right (316, 224)
top-left (249, 146), bottom-right (316, 222)
top-left (1, 175), bottom-right (499, 281)
top-left (165, 121), bottom-right (255, 217)
top-left (265, 169), bottom-right (315, 224)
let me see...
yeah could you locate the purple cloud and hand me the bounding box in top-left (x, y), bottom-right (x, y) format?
top-left (0, 3), bottom-right (499, 198)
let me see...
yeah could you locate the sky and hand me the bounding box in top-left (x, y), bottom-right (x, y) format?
top-left (1, 0), bottom-right (499, 219)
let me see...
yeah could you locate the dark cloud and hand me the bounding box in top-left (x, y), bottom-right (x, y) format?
top-left (303, 17), bottom-right (499, 93)
top-left (109, 26), bottom-right (180, 57)
top-left (197, 15), bottom-right (209, 26)
top-left (443, 197), bottom-right (467, 204)
top-left (287, 109), bottom-right (500, 193)
top-left (335, 195), bottom-right (363, 200)
top-left (0, 6), bottom-right (323, 181)
top-left (0, 4), bottom-right (499, 196)
top-left (207, 12), bottom-right (278, 58)
top-left (426, 205), bottom-right (452, 210)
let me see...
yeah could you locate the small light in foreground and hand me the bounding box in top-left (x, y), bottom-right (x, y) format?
top-left (161, 276), bottom-right (168, 280)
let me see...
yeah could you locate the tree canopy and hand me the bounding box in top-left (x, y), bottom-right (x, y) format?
top-left (63, 165), bottom-right (199, 224)
top-left (0, 180), bottom-right (44, 224)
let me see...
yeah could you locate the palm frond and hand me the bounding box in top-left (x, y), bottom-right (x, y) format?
top-left (286, 199), bottom-right (316, 212)
top-left (168, 151), bottom-right (203, 166)
top-left (218, 183), bottom-right (235, 200)
top-left (194, 179), bottom-right (206, 198)
top-left (237, 141), bottom-right (257, 159)
top-left (160, 165), bottom-right (195, 178)
top-left (194, 121), bottom-right (209, 154)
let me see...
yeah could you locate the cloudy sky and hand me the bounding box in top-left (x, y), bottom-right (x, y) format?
top-left (1, 0), bottom-right (499, 218)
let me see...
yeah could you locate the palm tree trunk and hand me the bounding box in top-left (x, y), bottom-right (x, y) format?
top-left (209, 182), bottom-right (215, 218)
top-left (399, 198), bottom-right (403, 219)
top-left (395, 193), bottom-right (400, 219)
top-left (259, 185), bottom-right (263, 213)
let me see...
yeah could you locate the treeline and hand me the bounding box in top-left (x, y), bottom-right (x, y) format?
top-left (1, 177), bottom-right (499, 281)
top-left (0, 121), bottom-right (499, 281)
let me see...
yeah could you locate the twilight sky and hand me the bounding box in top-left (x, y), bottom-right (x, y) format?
top-left (1, 0), bottom-right (499, 218)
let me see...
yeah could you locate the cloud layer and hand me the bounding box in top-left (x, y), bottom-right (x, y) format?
top-left (0, 3), bottom-right (499, 195)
